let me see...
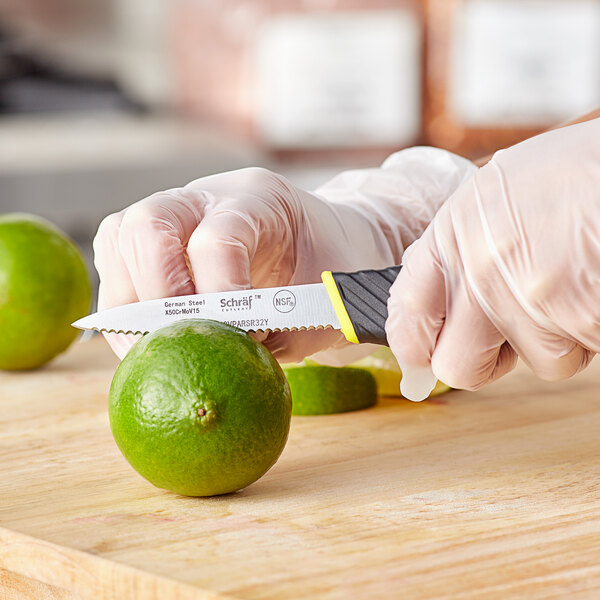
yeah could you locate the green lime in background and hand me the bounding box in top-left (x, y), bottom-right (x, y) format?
top-left (0, 213), bottom-right (91, 370)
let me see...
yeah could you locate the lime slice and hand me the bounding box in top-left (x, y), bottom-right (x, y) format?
top-left (282, 363), bottom-right (377, 416)
top-left (349, 347), bottom-right (451, 398)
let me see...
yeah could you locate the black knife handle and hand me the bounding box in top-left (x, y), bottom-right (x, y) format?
top-left (321, 265), bottom-right (402, 345)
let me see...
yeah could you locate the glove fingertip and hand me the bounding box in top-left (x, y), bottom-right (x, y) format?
top-left (398, 365), bottom-right (438, 402)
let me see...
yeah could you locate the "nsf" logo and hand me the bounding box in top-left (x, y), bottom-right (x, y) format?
top-left (273, 290), bottom-right (296, 313)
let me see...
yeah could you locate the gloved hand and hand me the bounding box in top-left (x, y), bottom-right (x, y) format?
top-left (386, 119), bottom-right (600, 401)
top-left (93, 147), bottom-right (477, 361)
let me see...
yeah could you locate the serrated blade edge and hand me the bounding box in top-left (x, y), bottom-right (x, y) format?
top-left (80, 324), bottom-right (339, 336)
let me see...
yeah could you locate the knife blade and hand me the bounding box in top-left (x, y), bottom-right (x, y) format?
top-left (73, 265), bottom-right (401, 346)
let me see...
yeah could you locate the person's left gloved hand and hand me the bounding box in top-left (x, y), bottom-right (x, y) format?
top-left (93, 147), bottom-right (477, 363)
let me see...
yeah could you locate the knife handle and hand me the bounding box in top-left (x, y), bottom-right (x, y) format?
top-left (321, 265), bottom-right (402, 345)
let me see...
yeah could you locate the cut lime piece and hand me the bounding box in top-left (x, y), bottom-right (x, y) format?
top-left (349, 347), bottom-right (451, 398)
top-left (282, 363), bottom-right (377, 416)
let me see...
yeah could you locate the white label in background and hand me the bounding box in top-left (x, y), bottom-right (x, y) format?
top-left (254, 11), bottom-right (421, 148)
top-left (450, 0), bottom-right (600, 127)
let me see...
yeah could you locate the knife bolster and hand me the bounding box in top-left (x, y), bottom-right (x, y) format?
top-left (321, 271), bottom-right (359, 344)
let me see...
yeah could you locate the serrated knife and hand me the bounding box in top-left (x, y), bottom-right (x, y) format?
top-left (73, 266), bottom-right (401, 346)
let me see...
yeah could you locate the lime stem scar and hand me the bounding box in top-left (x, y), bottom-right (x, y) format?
top-left (198, 408), bottom-right (206, 417)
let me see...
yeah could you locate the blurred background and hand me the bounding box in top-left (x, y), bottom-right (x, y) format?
top-left (1, 0), bottom-right (599, 294)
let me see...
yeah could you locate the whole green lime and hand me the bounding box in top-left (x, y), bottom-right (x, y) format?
top-left (0, 213), bottom-right (91, 370)
top-left (109, 319), bottom-right (292, 497)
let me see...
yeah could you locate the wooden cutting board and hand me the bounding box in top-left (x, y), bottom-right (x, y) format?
top-left (1, 336), bottom-right (600, 600)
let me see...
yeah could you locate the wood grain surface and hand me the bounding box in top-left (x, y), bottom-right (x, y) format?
top-left (1, 336), bottom-right (600, 599)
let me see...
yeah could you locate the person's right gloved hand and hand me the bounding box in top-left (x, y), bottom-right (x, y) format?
top-left (386, 119), bottom-right (600, 401)
top-left (93, 148), bottom-right (476, 362)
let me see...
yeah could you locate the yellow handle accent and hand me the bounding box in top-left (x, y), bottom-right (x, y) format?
top-left (321, 271), bottom-right (359, 344)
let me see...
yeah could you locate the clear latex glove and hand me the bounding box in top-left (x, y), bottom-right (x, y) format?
top-left (93, 147), bottom-right (476, 362)
top-left (386, 120), bottom-right (600, 401)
